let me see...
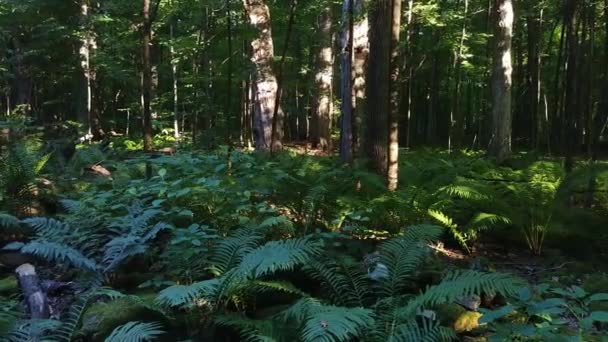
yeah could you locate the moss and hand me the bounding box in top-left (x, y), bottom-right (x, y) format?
top-left (436, 303), bottom-right (467, 326)
top-left (0, 276), bottom-right (18, 294)
top-left (583, 273), bottom-right (608, 293)
top-left (80, 294), bottom-right (166, 341)
top-left (453, 311), bottom-right (483, 333)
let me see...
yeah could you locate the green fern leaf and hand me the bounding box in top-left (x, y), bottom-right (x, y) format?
top-left (20, 241), bottom-right (99, 272)
top-left (105, 321), bottom-right (164, 342)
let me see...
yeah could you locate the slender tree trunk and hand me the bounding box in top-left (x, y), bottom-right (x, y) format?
top-left (564, 0), bottom-right (579, 173)
top-left (340, 0), bottom-right (354, 163)
top-left (313, 4), bottom-right (334, 152)
top-left (142, 0), bottom-right (154, 156)
top-left (450, 0), bottom-right (469, 150)
top-left (270, 0), bottom-right (297, 153)
top-left (387, 0), bottom-right (401, 191)
top-left (226, 0), bottom-right (233, 139)
top-left (526, 6), bottom-right (542, 149)
top-left (170, 21), bottom-right (180, 139)
top-left (242, 0), bottom-right (278, 152)
top-left (352, 0), bottom-right (368, 155)
top-left (489, 0), bottom-right (514, 164)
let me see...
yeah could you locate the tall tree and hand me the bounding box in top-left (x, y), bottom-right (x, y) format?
top-left (365, 0), bottom-right (391, 173)
top-left (340, 0), bottom-right (354, 163)
top-left (563, 0), bottom-right (579, 172)
top-left (352, 0), bottom-right (368, 154)
top-left (142, 0), bottom-right (154, 155)
top-left (489, 0), bottom-right (514, 163)
top-left (80, 0), bottom-right (104, 140)
top-left (312, 4), bottom-right (334, 152)
top-left (242, 0), bottom-right (278, 152)
top-left (387, 0), bottom-right (401, 191)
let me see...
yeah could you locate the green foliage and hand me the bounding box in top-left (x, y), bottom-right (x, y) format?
top-left (481, 284), bottom-right (608, 340)
top-left (104, 321), bottom-right (165, 342)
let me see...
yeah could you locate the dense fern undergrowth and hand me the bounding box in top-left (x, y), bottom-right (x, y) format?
top-left (1, 134), bottom-right (608, 341)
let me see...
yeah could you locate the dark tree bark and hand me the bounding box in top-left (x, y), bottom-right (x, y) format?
top-left (142, 0), bottom-right (154, 154)
top-left (563, 0), bottom-right (579, 173)
top-left (489, 0), bottom-right (514, 164)
top-left (365, 0), bottom-right (391, 173)
top-left (243, 0), bottom-right (278, 152)
top-left (526, 6), bottom-right (542, 149)
top-left (270, 0), bottom-right (297, 153)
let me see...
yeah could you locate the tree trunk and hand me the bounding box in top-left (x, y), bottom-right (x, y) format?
top-left (526, 7), bottom-right (542, 149)
top-left (489, 0), bottom-right (514, 164)
top-left (564, 0), bottom-right (579, 173)
top-left (313, 4), bottom-right (334, 152)
top-left (387, 0), bottom-right (401, 191)
top-left (142, 0), bottom-right (154, 154)
top-left (242, 0), bottom-right (278, 152)
top-left (352, 0), bottom-right (368, 155)
top-left (170, 21), bottom-right (180, 139)
top-left (450, 0), bottom-right (469, 150)
top-left (366, 0), bottom-right (391, 174)
top-left (270, 0), bottom-right (297, 153)
top-left (340, 0), bottom-right (354, 163)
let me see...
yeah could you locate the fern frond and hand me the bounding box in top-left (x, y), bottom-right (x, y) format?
top-left (210, 231), bottom-right (262, 275)
top-left (388, 319), bottom-right (457, 342)
top-left (21, 217), bottom-right (71, 241)
top-left (439, 184), bottom-right (488, 201)
top-left (102, 236), bottom-right (147, 272)
top-left (8, 319), bottom-right (62, 342)
top-left (237, 238), bottom-right (321, 279)
top-left (0, 213), bottom-right (20, 230)
top-left (214, 314), bottom-right (282, 342)
top-left (49, 291), bottom-right (97, 341)
top-left (157, 278), bottom-right (221, 307)
top-left (250, 280), bottom-right (308, 297)
top-left (105, 321), bottom-right (164, 342)
top-left (427, 211), bottom-right (470, 253)
top-left (379, 225), bottom-right (444, 297)
top-left (280, 298), bottom-right (374, 342)
top-left (303, 258), bottom-right (369, 307)
top-left (20, 241), bottom-right (99, 272)
top-left (397, 271), bottom-right (523, 318)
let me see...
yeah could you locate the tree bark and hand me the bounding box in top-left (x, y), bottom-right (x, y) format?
top-left (489, 0), bottom-right (514, 164)
top-left (312, 4), bottom-right (334, 152)
top-left (170, 21), bottom-right (179, 139)
top-left (563, 0), bottom-right (579, 173)
top-left (526, 6), bottom-right (542, 149)
top-left (387, 0), bottom-right (401, 191)
top-left (270, 0), bottom-right (297, 153)
top-left (142, 0), bottom-right (154, 153)
top-left (340, 0), bottom-right (354, 163)
top-left (242, 0), bottom-right (278, 152)
top-left (352, 0), bottom-right (368, 155)
top-left (365, 0), bottom-right (391, 174)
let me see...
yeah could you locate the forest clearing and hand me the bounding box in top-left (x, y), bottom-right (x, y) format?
top-left (1, 0), bottom-right (608, 341)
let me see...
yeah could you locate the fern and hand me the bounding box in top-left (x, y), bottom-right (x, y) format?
top-left (210, 231), bottom-right (262, 275)
top-left (105, 321), bottom-right (165, 342)
top-left (428, 210), bottom-right (470, 253)
top-left (19, 241), bottom-right (99, 272)
top-left (214, 314), bottom-right (283, 342)
top-left (280, 298), bottom-right (375, 342)
top-left (378, 224), bottom-right (444, 297)
top-left (237, 238), bottom-right (321, 278)
top-left (0, 213), bottom-right (20, 230)
top-left (387, 319), bottom-right (457, 342)
top-left (303, 257), bottom-right (370, 307)
top-left (157, 278), bottom-right (221, 307)
top-left (397, 270), bottom-right (523, 318)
